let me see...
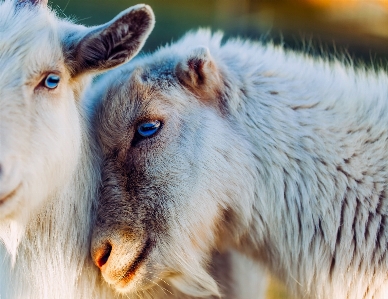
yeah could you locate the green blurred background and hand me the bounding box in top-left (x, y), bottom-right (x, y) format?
top-left (50, 0), bottom-right (388, 298)
top-left (52, 0), bottom-right (388, 63)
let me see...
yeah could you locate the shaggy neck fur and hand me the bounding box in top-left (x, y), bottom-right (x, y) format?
top-left (0, 2), bottom-right (116, 297)
top-left (216, 37), bottom-right (388, 299)
top-left (0, 90), bottom-right (120, 299)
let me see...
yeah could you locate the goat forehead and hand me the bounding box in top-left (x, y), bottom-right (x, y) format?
top-left (0, 0), bottom-right (55, 37)
top-left (138, 57), bottom-right (177, 82)
top-left (98, 66), bottom-right (185, 140)
top-left (0, 1), bottom-right (62, 81)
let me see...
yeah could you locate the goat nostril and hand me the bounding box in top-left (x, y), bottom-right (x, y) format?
top-left (96, 243), bottom-right (112, 269)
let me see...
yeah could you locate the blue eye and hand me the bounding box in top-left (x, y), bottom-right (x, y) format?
top-left (44, 74), bottom-right (60, 89)
top-left (137, 120), bottom-right (161, 138)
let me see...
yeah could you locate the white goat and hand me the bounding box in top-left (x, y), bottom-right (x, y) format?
top-left (0, 2), bottom-right (266, 298)
top-left (91, 29), bottom-right (388, 299)
top-left (0, 0), bottom-right (155, 297)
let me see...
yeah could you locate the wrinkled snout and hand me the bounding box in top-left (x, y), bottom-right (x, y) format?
top-left (91, 228), bottom-right (153, 289)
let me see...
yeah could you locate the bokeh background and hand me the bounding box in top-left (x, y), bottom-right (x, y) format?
top-left (53, 0), bottom-right (388, 63)
top-left (51, 0), bottom-right (388, 298)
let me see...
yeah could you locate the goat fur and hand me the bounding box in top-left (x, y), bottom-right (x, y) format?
top-left (91, 29), bottom-right (388, 299)
top-left (0, 2), bottom-right (266, 297)
top-left (0, 1), bottom-right (155, 297)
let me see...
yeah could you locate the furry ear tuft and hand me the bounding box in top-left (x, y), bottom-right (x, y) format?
top-left (66, 4), bottom-right (155, 76)
top-left (175, 46), bottom-right (223, 104)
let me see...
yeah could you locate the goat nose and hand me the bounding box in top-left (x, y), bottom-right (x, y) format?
top-left (93, 242), bottom-right (113, 269)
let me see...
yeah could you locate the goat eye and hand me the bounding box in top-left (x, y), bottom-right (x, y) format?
top-left (137, 121), bottom-right (161, 138)
top-left (44, 74), bottom-right (60, 89)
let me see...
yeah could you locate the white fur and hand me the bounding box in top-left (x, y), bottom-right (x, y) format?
top-left (0, 3), bottom-right (264, 297)
top-left (0, 1), bottom-right (112, 297)
top-left (0, 1), bottom-right (155, 297)
top-left (92, 29), bottom-right (388, 299)
top-left (178, 30), bottom-right (388, 299)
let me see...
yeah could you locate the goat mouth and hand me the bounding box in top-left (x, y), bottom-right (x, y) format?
top-left (116, 238), bottom-right (153, 286)
top-left (0, 184), bottom-right (21, 205)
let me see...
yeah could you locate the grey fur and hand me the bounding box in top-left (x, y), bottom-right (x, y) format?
top-left (91, 29), bottom-right (388, 299)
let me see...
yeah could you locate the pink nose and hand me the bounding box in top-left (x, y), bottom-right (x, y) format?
top-left (93, 242), bottom-right (113, 269)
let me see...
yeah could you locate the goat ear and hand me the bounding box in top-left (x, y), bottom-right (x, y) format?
top-left (175, 46), bottom-right (222, 103)
top-left (68, 4), bottom-right (154, 76)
